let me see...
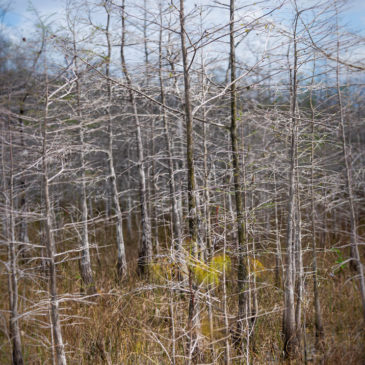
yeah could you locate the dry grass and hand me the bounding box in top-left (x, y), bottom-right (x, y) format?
top-left (0, 225), bottom-right (364, 364)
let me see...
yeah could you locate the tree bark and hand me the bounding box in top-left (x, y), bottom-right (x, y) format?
top-left (42, 53), bottom-right (67, 365)
top-left (309, 58), bottom-right (324, 350)
top-left (72, 31), bottom-right (96, 294)
top-left (179, 1), bottom-right (201, 362)
top-left (104, 3), bottom-right (127, 279)
top-left (283, 13), bottom-right (299, 359)
top-left (3, 111), bottom-right (24, 364)
top-left (229, 0), bottom-right (248, 349)
top-left (158, 6), bottom-right (182, 253)
top-left (121, 0), bottom-right (152, 275)
top-left (335, 6), bottom-right (365, 320)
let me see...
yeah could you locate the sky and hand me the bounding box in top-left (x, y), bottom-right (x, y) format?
top-left (2, 0), bottom-right (365, 37)
top-left (1, 0), bottom-right (365, 75)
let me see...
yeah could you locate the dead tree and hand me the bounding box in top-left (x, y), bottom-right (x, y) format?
top-left (104, 0), bottom-right (127, 279)
top-left (335, 2), bottom-right (365, 320)
top-left (120, 0), bottom-right (152, 275)
top-left (2, 103), bottom-right (24, 365)
top-left (41, 46), bottom-right (67, 365)
top-left (229, 0), bottom-right (248, 350)
top-left (71, 21), bottom-right (96, 294)
top-left (283, 10), bottom-right (300, 359)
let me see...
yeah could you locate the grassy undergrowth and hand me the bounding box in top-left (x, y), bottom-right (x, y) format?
top-left (0, 224), bottom-right (364, 364)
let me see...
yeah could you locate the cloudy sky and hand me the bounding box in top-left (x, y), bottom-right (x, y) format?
top-left (2, 0), bottom-right (365, 37)
top-left (1, 0), bottom-right (364, 74)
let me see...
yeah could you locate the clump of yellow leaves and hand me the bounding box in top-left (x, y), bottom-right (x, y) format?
top-left (150, 253), bottom-right (263, 285)
top-left (150, 257), bottom-right (176, 283)
top-left (191, 254), bottom-right (231, 286)
top-left (247, 257), bottom-right (265, 278)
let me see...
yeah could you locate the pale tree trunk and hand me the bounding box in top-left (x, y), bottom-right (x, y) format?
top-left (199, 43), bottom-right (212, 261)
top-left (200, 53), bottom-right (215, 361)
top-left (202, 119), bottom-right (212, 258)
top-left (72, 33), bottom-right (96, 294)
top-left (104, 4), bottom-right (127, 279)
top-left (3, 112), bottom-right (24, 364)
top-left (166, 32), bottom-right (185, 221)
top-left (17, 39), bottom-right (44, 258)
top-left (126, 149), bottom-right (133, 236)
top-left (294, 159), bottom-right (303, 346)
top-left (273, 170), bottom-right (282, 288)
top-left (17, 115), bottom-right (29, 258)
top-left (121, 0), bottom-right (152, 274)
top-left (283, 14), bottom-right (299, 358)
top-left (309, 58), bottom-right (324, 351)
top-left (250, 190), bottom-right (258, 354)
top-left (144, 1), bottom-right (159, 254)
top-left (149, 118), bottom-right (159, 255)
top-left (42, 53), bottom-right (67, 365)
top-left (143, 0), bottom-right (149, 85)
top-left (229, 0), bottom-right (248, 350)
top-left (222, 192), bottom-right (231, 365)
top-left (169, 293), bottom-right (176, 365)
top-left (158, 5), bottom-right (182, 252)
top-left (335, 5), bottom-right (365, 320)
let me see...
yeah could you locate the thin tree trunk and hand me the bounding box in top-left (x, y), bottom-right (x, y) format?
top-left (179, 0), bottom-right (198, 249)
top-left (335, 5), bottom-right (365, 320)
top-left (294, 159), bottom-right (303, 347)
top-left (158, 6), bottom-right (182, 252)
top-left (3, 110), bottom-right (24, 365)
top-left (42, 53), bottom-right (67, 365)
top-left (150, 118), bottom-right (159, 254)
top-left (16, 39), bottom-right (44, 259)
top-left (309, 58), bottom-right (324, 351)
top-left (222, 192), bottom-right (231, 365)
top-left (274, 170), bottom-right (282, 288)
top-left (104, 4), bottom-right (127, 279)
top-left (121, 0), bottom-right (152, 274)
top-left (179, 1), bottom-right (201, 362)
top-left (229, 0), bottom-right (248, 349)
top-left (283, 14), bottom-right (299, 358)
top-left (73, 33), bottom-right (96, 294)
top-left (199, 47), bottom-right (212, 260)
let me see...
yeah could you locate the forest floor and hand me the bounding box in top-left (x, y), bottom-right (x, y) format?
top-left (0, 224), bottom-right (364, 364)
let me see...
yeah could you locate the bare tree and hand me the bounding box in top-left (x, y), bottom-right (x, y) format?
top-left (282, 9), bottom-right (300, 359)
top-left (71, 24), bottom-right (96, 295)
top-left (2, 100), bottom-right (24, 365)
top-left (120, 0), bottom-right (152, 275)
top-left (103, 0), bottom-right (127, 279)
top-left (334, 2), bottom-right (365, 320)
top-left (41, 43), bottom-right (67, 365)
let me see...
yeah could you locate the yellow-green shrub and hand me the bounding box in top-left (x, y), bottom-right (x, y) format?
top-left (191, 254), bottom-right (231, 286)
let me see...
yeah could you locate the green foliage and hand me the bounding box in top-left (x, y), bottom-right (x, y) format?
top-left (331, 248), bottom-right (347, 273)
